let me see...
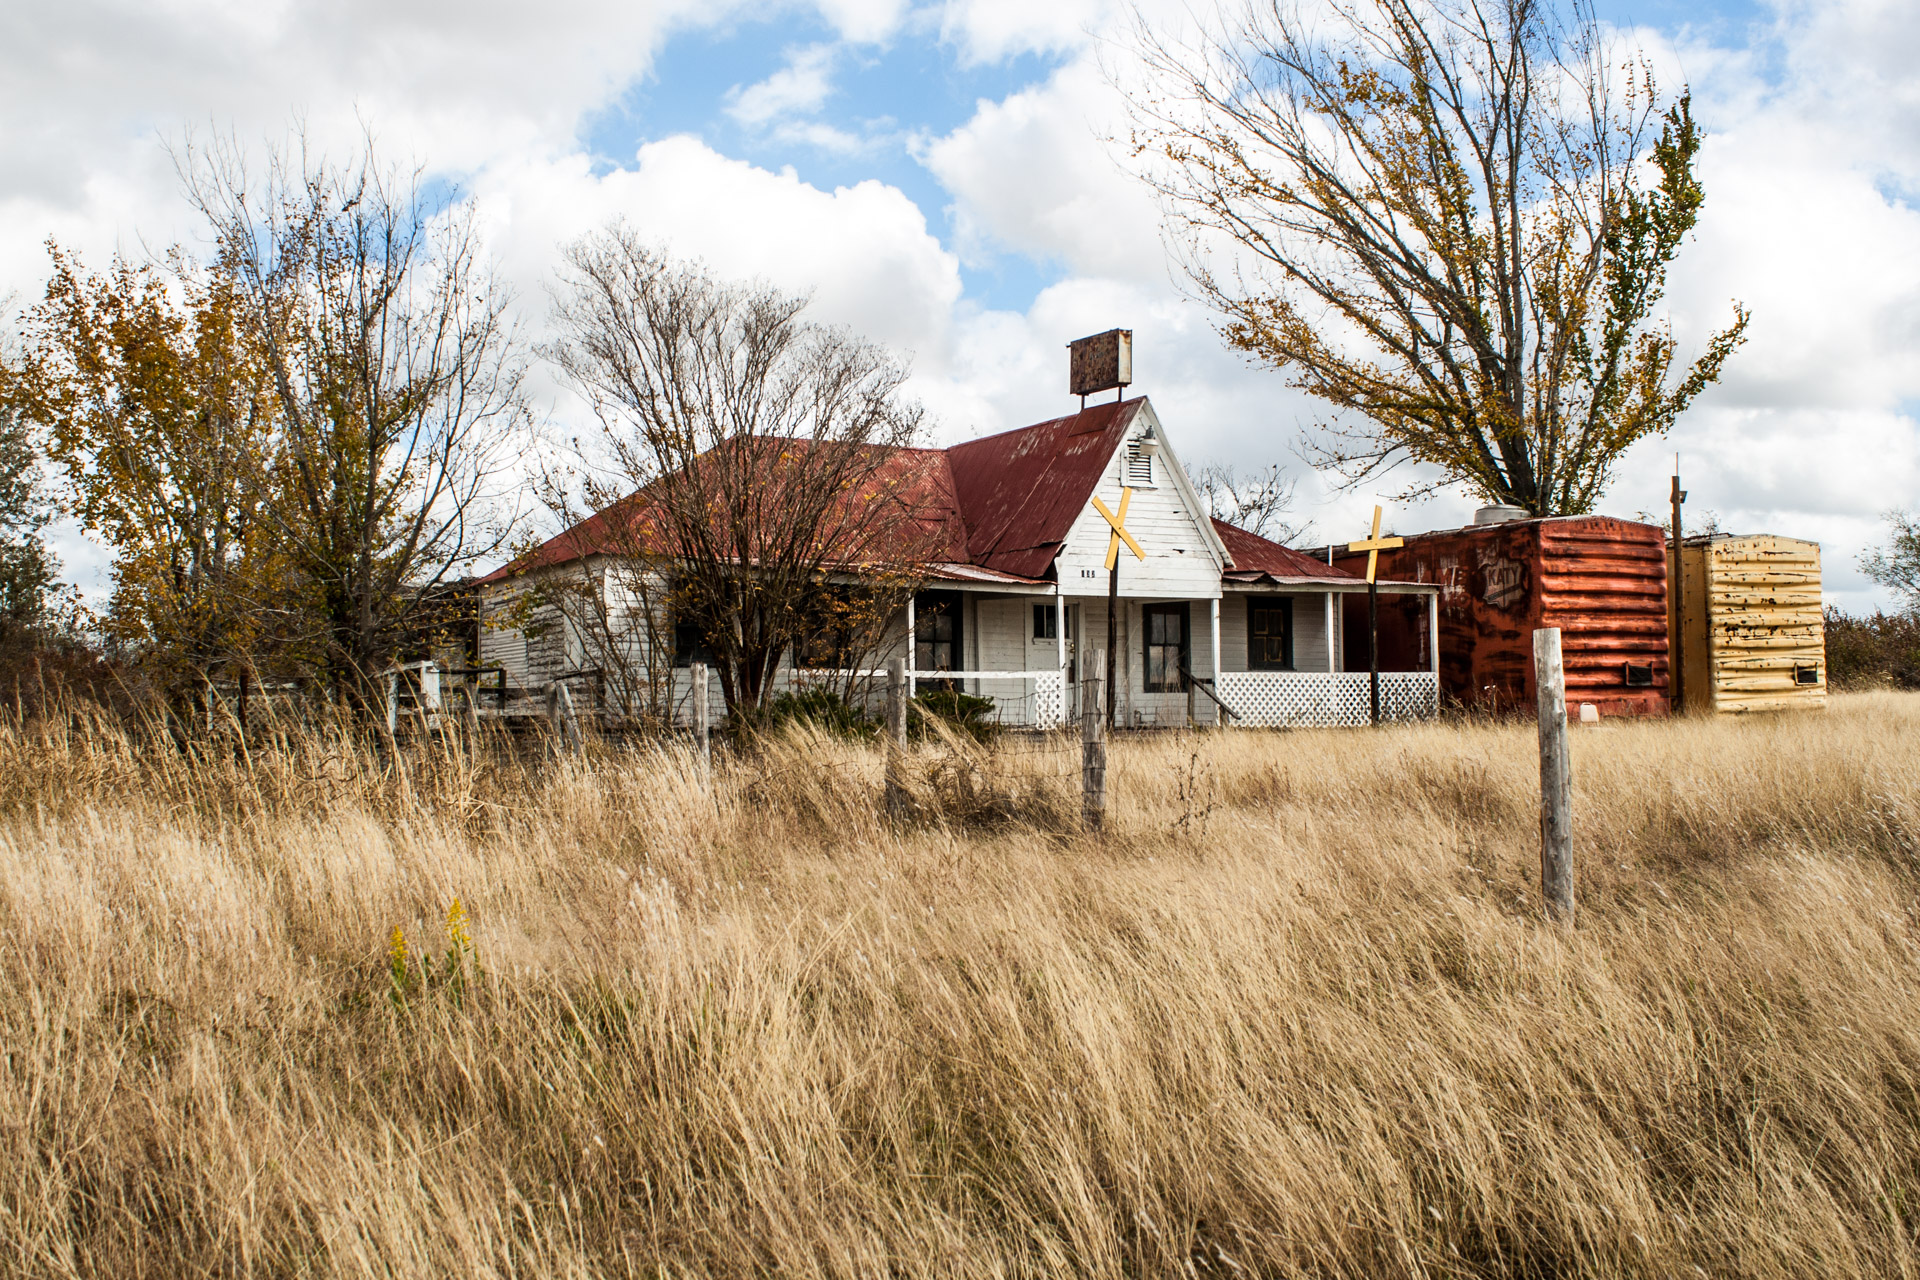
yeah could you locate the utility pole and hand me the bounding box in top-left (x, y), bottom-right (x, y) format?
top-left (1107, 558), bottom-right (1119, 730)
top-left (1670, 465), bottom-right (1687, 715)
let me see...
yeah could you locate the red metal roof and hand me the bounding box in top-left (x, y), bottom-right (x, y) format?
top-left (482, 400), bottom-right (1355, 593)
top-left (477, 440), bottom-right (968, 585)
top-left (944, 399), bottom-right (1143, 580)
top-left (1214, 518), bottom-right (1368, 584)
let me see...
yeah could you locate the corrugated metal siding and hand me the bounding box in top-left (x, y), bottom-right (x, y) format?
top-left (1682, 536), bottom-right (1825, 714)
top-left (1335, 516), bottom-right (1670, 717)
top-left (1538, 519), bottom-right (1670, 717)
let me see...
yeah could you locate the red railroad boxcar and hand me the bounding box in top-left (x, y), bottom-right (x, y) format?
top-left (1332, 515), bottom-right (1670, 717)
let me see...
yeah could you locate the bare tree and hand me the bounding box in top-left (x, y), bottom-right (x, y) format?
top-left (180, 133), bottom-right (530, 703)
top-left (545, 232), bottom-right (938, 718)
top-left (1129, 0), bottom-right (1749, 515)
top-left (1193, 462), bottom-right (1312, 544)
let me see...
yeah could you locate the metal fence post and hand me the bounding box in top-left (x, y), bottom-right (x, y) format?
top-left (1082, 653), bottom-right (1107, 833)
top-left (1534, 627), bottom-right (1574, 920)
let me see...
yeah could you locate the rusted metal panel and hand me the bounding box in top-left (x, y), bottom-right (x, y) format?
top-left (1679, 535), bottom-right (1824, 714)
top-left (1068, 329), bottom-right (1133, 398)
top-left (1213, 517), bottom-right (1368, 584)
top-left (1334, 515), bottom-right (1670, 717)
top-left (945, 399), bottom-right (1141, 579)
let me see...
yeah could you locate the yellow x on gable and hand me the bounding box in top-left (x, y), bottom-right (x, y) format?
top-left (1091, 488), bottom-right (1146, 570)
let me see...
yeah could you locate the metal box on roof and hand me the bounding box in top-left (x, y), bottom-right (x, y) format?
top-left (1677, 534), bottom-right (1825, 715)
top-left (1333, 515), bottom-right (1670, 717)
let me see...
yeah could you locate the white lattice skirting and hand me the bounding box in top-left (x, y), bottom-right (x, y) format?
top-left (785, 668), bottom-right (1069, 730)
top-left (1218, 671), bottom-right (1439, 728)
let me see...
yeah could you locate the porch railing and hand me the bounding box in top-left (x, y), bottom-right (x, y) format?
top-left (1217, 670), bottom-right (1439, 728)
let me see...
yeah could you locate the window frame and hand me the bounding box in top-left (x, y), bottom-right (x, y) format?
top-left (1246, 596), bottom-right (1295, 672)
top-left (1032, 603), bottom-right (1058, 640)
top-left (1142, 602), bottom-right (1190, 693)
top-left (914, 590), bottom-right (964, 674)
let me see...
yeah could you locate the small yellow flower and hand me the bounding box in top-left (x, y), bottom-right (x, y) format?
top-left (388, 925), bottom-right (409, 971)
top-left (445, 899), bottom-right (471, 952)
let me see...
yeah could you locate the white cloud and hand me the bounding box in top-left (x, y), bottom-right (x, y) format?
top-left (726, 43), bottom-right (840, 127)
top-left (917, 57), bottom-right (1162, 279)
top-left (8, 0), bottom-right (1920, 616)
top-left (937, 0), bottom-right (1109, 64)
top-left (816, 0), bottom-right (912, 45)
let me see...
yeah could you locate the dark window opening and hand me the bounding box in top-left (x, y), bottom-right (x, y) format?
top-left (797, 625), bottom-right (854, 670)
top-left (915, 591), bottom-right (963, 674)
top-left (1033, 603), bottom-right (1058, 640)
top-left (673, 619), bottom-right (714, 669)
top-left (1247, 597), bottom-right (1294, 671)
top-left (1622, 662), bottom-right (1654, 687)
top-left (1795, 665), bottom-right (1821, 686)
top-left (1143, 603), bottom-right (1189, 693)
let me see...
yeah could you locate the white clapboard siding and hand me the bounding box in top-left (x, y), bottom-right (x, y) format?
top-left (970, 596), bottom-right (1035, 713)
top-left (1053, 403), bottom-right (1225, 600)
top-left (479, 588), bottom-right (531, 689)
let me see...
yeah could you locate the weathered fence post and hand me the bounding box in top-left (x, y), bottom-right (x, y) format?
top-left (691, 662), bottom-right (710, 767)
top-left (1534, 627), bottom-right (1574, 920)
top-left (885, 657), bottom-right (908, 816)
top-left (1082, 651), bottom-right (1107, 833)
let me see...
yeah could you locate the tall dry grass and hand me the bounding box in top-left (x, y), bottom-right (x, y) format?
top-left (4, 695), bottom-right (1920, 1278)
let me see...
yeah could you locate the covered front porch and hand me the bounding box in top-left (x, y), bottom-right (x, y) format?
top-left (844, 579), bottom-right (1443, 731)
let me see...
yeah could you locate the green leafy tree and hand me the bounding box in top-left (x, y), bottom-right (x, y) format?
top-left (1861, 510), bottom-right (1920, 613)
top-left (1130, 0), bottom-right (1749, 514)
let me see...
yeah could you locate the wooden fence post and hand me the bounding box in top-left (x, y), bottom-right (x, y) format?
top-left (885, 657), bottom-right (908, 816)
top-left (1082, 652), bottom-right (1107, 833)
top-left (1534, 627), bottom-right (1575, 920)
top-left (691, 662), bottom-right (710, 767)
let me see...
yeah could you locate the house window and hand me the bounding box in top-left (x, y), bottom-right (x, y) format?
top-left (1033, 603), bottom-right (1058, 640)
top-left (1126, 442), bottom-right (1155, 487)
top-left (914, 591), bottom-right (963, 673)
top-left (797, 626), bottom-right (852, 670)
top-left (672, 618), bottom-right (713, 668)
top-left (1247, 597), bottom-right (1294, 671)
top-left (1143, 603), bottom-right (1189, 693)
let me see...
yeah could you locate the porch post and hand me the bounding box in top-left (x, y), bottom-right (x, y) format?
top-left (1209, 596), bottom-right (1222, 728)
top-left (906, 593), bottom-right (917, 699)
top-left (1325, 592), bottom-right (1336, 673)
top-left (1429, 589), bottom-right (1440, 676)
top-left (1055, 585), bottom-right (1066, 674)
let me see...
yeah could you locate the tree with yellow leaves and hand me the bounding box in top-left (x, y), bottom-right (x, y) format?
top-left (6, 244), bottom-right (292, 698)
top-left (1130, 0), bottom-right (1748, 515)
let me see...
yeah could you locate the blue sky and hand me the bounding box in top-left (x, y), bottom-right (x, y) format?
top-left (3, 0), bottom-right (1918, 608)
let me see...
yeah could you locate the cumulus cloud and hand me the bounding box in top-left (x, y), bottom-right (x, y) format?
top-left (916, 57), bottom-right (1162, 279)
top-left (726, 43), bottom-right (841, 127)
top-left (6, 0), bottom-right (1919, 610)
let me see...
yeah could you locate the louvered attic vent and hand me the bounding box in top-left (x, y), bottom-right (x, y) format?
top-left (1126, 442), bottom-right (1155, 486)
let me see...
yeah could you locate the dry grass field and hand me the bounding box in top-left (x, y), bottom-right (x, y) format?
top-left (5, 693), bottom-right (1920, 1278)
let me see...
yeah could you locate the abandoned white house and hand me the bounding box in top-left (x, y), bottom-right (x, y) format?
top-left (475, 396), bottom-right (1439, 729)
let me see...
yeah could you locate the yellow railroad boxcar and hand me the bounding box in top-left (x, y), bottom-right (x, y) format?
top-left (1676, 534), bottom-right (1826, 714)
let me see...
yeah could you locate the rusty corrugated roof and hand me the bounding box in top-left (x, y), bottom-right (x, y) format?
top-left (482, 399), bottom-right (1368, 593)
top-left (477, 441), bottom-right (969, 585)
top-left (1214, 518), bottom-right (1370, 585)
top-left (944, 399), bottom-right (1142, 579)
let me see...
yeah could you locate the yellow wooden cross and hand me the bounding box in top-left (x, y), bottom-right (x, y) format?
top-left (1091, 487), bottom-right (1146, 570)
top-left (1347, 505), bottom-right (1404, 584)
